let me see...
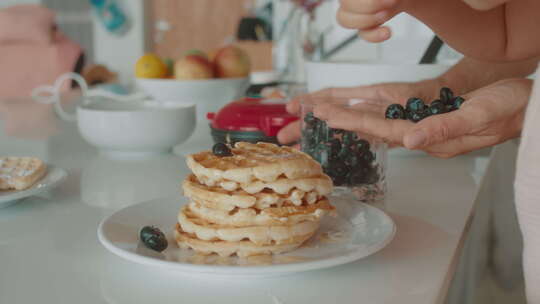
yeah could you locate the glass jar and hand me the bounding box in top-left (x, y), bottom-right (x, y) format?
top-left (300, 96), bottom-right (387, 202)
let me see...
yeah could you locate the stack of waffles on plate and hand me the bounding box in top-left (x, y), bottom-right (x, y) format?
top-left (0, 157), bottom-right (47, 190)
top-left (175, 142), bottom-right (335, 257)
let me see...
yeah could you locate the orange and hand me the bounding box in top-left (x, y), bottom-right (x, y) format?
top-left (135, 53), bottom-right (167, 78)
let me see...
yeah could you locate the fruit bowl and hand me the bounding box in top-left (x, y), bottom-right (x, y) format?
top-left (136, 77), bottom-right (250, 121)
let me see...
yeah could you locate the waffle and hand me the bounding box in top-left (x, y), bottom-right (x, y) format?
top-left (187, 198), bottom-right (334, 227)
top-left (182, 174), bottom-right (329, 211)
top-left (186, 142), bottom-right (322, 186)
top-left (0, 157), bottom-right (47, 190)
top-left (177, 206), bottom-right (320, 245)
top-left (175, 224), bottom-right (314, 257)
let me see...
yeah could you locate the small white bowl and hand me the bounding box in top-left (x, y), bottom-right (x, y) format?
top-left (77, 99), bottom-right (196, 158)
top-left (136, 77), bottom-right (249, 121)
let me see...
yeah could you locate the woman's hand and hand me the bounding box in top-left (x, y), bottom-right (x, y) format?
top-left (314, 78), bottom-right (532, 158)
top-left (277, 80), bottom-right (442, 145)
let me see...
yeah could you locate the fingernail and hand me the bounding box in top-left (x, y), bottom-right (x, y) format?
top-left (405, 130), bottom-right (427, 149)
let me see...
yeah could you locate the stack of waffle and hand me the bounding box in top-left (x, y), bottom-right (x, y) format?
top-left (174, 142), bottom-right (335, 257)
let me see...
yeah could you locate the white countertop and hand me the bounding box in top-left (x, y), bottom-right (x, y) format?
top-left (0, 98), bottom-right (487, 304)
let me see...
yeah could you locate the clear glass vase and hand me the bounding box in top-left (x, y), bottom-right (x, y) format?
top-left (299, 95), bottom-right (388, 203)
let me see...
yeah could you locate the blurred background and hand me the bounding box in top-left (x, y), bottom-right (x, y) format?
top-left (0, 1), bottom-right (525, 304)
top-left (0, 0), bottom-right (462, 90)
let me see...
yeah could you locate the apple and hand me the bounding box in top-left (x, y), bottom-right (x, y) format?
top-left (174, 55), bottom-right (214, 80)
top-left (213, 45), bottom-right (251, 78)
top-left (184, 49), bottom-right (208, 60)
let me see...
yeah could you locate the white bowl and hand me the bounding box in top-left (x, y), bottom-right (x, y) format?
top-left (306, 61), bottom-right (451, 92)
top-left (77, 100), bottom-right (196, 158)
top-left (135, 77), bottom-right (249, 121)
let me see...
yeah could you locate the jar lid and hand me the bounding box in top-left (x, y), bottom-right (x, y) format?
top-left (207, 96), bottom-right (298, 137)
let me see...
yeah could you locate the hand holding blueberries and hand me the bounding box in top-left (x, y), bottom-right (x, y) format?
top-left (285, 78), bottom-right (532, 158)
top-left (277, 81), bottom-right (441, 146)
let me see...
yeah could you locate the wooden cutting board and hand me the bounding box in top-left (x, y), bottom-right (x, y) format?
top-left (150, 0), bottom-right (272, 71)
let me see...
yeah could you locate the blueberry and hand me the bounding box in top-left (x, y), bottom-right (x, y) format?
top-left (429, 99), bottom-right (446, 115)
top-left (365, 167), bottom-right (380, 184)
top-left (406, 97), bottom-right (425, 113)
top-left (342, 132), bottom-right (357, 147)
top-left (323, 159), bottom-right (349, 185)
top-left (304, 112), bottom-right (318, 126)
top-left (140, 226), bottom-right (168, 252)
top-left (440, 87), bottom-right (454, 105)
top-left (354, 139), bottom-right (371, 152)
top-left (348, 167), bottom-right (369, 185)
top-left (359, 150), bottom-right (375, 163)
top-left (385, 104), bottom-right (406, 120)
top-left (327, 138), bottom-right (342, 158)
top-left (452, 96), bottom-right (465, 109)
top-left (212, 143), bottom-right (233, 157)
top-left (406, 108), bottom-right (430, 123)
top-left (345, 153), bottom-right (359, 167)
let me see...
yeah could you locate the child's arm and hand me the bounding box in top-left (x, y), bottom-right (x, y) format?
top-left (338, 0), bottom-right (540, 61)
top-left (404, 0), bottom-right (540, 61)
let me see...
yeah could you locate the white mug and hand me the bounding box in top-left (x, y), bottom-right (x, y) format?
top-left (33, 73), bottom-right (197, 158)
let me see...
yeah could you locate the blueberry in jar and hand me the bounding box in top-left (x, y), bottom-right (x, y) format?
top-left (212, 143), bottom-right (233, 157)
top-left (359, 150), bottom-right (376, 163)
top-left (327, 138), bottom-right (342, 159)
top-left (354, 139), bottom-right (371, 152)
top-left (429, 99), bottom-right (446, 115)
top-left (385, 104), bottom-right (406, 120)
top-left (440, 87), bottom-right (454, 105)
top-left (406, 97), bottom-right (425, 113)
top-left (304, 112), bottom-right (318, 126)
top-left (140, 226), bottom-right (168, 252)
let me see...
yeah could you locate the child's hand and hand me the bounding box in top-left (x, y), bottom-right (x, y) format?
top-left (337, 0), bottom-right (401, 42)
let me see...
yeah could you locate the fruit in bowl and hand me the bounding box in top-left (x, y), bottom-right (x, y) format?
top-left (135, 53), bottom-right (168, 79)
top-left (134, 47), bottom-right (251, 120)
top-left (213, 45), bottom-right (251, 78)
top-left (174, 54), bottom-right (214, 80)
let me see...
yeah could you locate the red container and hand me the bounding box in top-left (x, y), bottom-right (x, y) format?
top-left (207, 96), bottom-right (298, 144)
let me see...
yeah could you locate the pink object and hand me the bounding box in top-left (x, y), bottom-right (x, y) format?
top-left (0, 6), bottom-right (82, 99)
top-left (0, 4), bottom-right (55, 44)
top-left (515, 64), bottom-right (540, 304)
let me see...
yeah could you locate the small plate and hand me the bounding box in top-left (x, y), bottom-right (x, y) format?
top-left (98, 196), bottom-right (396, 276)
top-left (0, 166), bottom-right (68, 208)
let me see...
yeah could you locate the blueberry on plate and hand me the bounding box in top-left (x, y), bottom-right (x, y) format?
top-left (440, 87), bottom-right (454, 105)
top-left (140, 226), bottom-right (168, 252)
top-left (429, 99), bottom-right (446, 115)
top-left (385, 104), bottom-right (406, 120)
top-left (406, 97), bottom-right (425, 113)
top-left (212, 143), bottom-right (233, 157)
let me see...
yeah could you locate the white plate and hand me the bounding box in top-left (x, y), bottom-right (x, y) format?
top-left (98, 196), bottom-right (396, 276)
top-left (0, 166), bottom-right (68, 208)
